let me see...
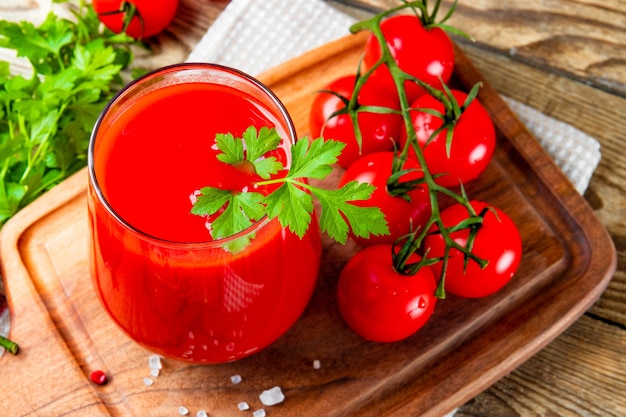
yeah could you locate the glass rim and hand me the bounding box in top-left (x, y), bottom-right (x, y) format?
top-left (87, 62), bottom-right (298, 247)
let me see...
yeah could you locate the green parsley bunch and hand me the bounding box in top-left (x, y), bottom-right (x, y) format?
top-left (0, 0), bottom-right (141, 227)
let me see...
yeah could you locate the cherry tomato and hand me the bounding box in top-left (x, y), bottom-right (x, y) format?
top-left (362, 14), bottom-right (455, 104)
top-left (338, 151), bottom-right (431, 247)
top-left (93, 0), bottom-right (179, 39)
top-left (337, 245), bottom-right (438, 342)
top-left (309, 74), bottom-right (402, 168)
top-left (402, 89), bottom-right (496, 188)
top-left (423, 201), bottom-right (522, 298)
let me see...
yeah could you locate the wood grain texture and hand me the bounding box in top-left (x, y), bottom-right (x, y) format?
top-left (1, 1), bottom-right (625, 415)
top-left (456, 315), bottom-right (626, 417)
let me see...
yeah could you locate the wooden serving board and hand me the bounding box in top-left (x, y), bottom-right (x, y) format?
top-left (0, 32), bottom-right (616, 417)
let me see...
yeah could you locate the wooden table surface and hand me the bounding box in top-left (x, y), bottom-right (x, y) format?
top-left (1, 0), bottom-right (624, 416)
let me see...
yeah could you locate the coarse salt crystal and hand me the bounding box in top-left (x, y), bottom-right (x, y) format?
top-left (253, 409), bottom-right (266, 417)
top-left (196, 411), bottom-right (208, 417)
top-left (259, 386), bottom-right (285, 406)
top-left (148, 354), bottom-right (162, 370)
top-left (313, 359), bottom-right (321, 369)
top-left (178, 406), bottom-right (189, 415)
top-left (150, 368), bottom-right (160, 377)
top-left (230, 374), bottom-right (242, 384)
top-left (237, 402), bottom-right (249, 411)
top-left (143, 377), bottom-right (154, 386)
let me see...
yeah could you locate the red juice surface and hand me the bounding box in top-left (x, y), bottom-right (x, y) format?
top-left (88, 75), bottom-right (321, 363)
top-left (95, 82), bottom-right (291, 242)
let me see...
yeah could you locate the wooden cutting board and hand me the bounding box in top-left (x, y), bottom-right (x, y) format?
top-left (0, 31), bottom-right (616, 417)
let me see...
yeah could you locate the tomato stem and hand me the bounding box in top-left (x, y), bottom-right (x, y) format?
top-left (348, 0), bottom-right (488, 297)
top-left (0, 334), bottom-right (19, 355)
top-left (97, 1), bottom-right (145, 39)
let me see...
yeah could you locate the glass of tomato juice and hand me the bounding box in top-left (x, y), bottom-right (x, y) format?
top-left (87, 63), bottom-right (322, 363)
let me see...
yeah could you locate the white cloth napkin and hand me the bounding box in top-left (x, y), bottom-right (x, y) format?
top-left (187, 0), bottom-right (601, 195)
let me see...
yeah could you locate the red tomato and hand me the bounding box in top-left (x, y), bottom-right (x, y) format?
top-left (93, 0), bottom-right (179, 39)
top-left (402, 89), bottom-right (495, 187)
top-left (337, 245), bottom-right (438, 342)
top-left (338, 151), bottom-right (431, 247)
top-left (362, 14), bottom-right (455, 104)
top-left (309, 74), bottom-right (402, 168)
top-left (423, 201), bottom-right (522, 298)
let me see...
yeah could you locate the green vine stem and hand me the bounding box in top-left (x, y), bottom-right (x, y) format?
top-left (0, 334), bottom-right (19, 355)
top-left (347, 0), bottom-right (488, 298)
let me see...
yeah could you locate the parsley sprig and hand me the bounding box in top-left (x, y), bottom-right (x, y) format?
top-left (191, 126), bottom-right (389, 248)
top-left (0, 0), bottom-right (141, 227)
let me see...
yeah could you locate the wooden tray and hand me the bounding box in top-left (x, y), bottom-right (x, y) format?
top-left (0, 32), bottom-right (616, 416)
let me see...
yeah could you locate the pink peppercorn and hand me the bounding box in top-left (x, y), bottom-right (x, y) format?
top-left (90, 370), bottom-right (108, 385)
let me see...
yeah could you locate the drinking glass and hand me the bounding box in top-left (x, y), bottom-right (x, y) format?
top-left (87, 63), bottom-right (322, 363)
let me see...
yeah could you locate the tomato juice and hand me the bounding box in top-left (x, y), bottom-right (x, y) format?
top-left (88, 64), bottom-right (322, 363)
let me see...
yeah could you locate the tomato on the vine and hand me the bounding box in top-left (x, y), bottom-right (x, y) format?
top-left (309, 74), bottom-right (402, 168)
top-left (402, 89), bottom-right (496, 188)
top-left (362, 14), bottom-right (455, 104)
top-left (93, 0), bottom-right (179, 39)
top-left (338, 151), bottom-right (431, 247)
top-left (337, 245), bottom-right (438, 342)
top-left (423, 201), bottom-right (522, 298)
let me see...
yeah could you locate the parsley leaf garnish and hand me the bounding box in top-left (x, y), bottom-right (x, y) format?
top-left (191, 127), bottom-right (389, 246)
top-left (264, 179), bottom-right (315, 239)
top-left (313, 180), bottom-right (390, 243)
top-left (191, 187), bottom-right (266, 240)
top-left (216, 126), bottom-right (283, 179)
